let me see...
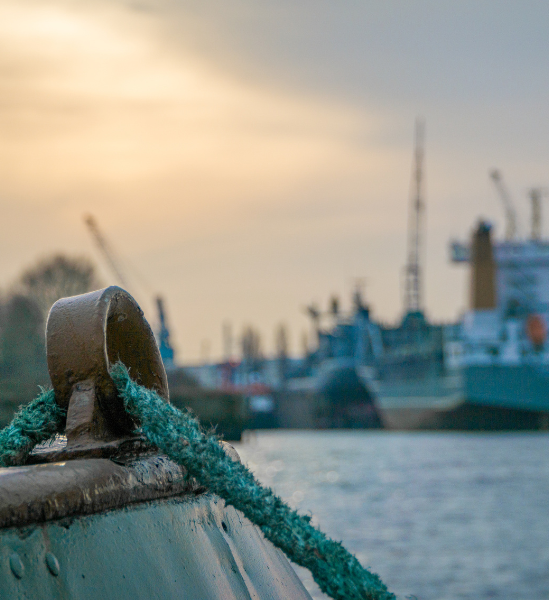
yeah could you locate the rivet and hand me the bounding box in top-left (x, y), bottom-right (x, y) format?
top-left (9, 553), bottom-right (24, 579)
top-left (45, 552), bottom-right (60, 577)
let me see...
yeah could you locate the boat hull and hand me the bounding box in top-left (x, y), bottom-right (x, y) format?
top-left (465, 364), bottom-right (549, 412)
top-left (374, 367), bottom-right (549, 430)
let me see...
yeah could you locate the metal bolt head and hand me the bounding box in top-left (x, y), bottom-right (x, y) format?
top-left (9, 553), bottom-right (24, 579)
top-left (45, 552), bottom-right (60, 576)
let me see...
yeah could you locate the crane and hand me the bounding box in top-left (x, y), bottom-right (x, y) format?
top-left (489, 169), bottom-right (518, 240)
top-left (84, 215), bottom-right (175, 365)
top-left (156, 296), bottom-right (175, 364)
top-left (84, 215), bottom-right (129, 288)
top-left (529, 187), bottom-right (548, 241)
top-left (404, 117), bottom-right (425, 315)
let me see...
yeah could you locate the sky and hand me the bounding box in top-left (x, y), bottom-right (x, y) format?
top-left (1, 0), bottom-right (549, 361)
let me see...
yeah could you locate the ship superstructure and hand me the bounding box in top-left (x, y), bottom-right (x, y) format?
top-left (454, 219), bottom-right (549, 425)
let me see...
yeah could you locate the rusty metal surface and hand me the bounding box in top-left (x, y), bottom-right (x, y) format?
top-left (0, 455), bottom-right (201, 529)
top-left (29, 434), bottom-right (155, 462)
top-left (0, 494), bottom-right (312, 600)
top-left (46, 286), bottom-right (168, 439)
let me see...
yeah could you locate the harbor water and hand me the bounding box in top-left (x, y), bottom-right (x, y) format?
top-left (235, 431), bottom-right (549, 600)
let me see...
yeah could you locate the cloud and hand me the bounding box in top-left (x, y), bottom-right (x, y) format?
top-left (0, 0), bottom-right (405, 358)
top-left (2, 0), bottom-right (549, 359)
top-left (0, 0), bottom-right (391, 200)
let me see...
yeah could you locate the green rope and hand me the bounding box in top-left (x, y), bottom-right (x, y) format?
top-left (0, 388), bottom-right (65, 467)
top-left (0, 365), bottom-right (395, 600)
top-left (110, 362), bottom-right (395, 600)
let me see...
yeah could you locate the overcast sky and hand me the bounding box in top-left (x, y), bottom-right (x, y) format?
top-left (1, 0), bottom-right (549, 360)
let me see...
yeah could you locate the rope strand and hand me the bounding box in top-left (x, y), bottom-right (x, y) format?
top-left (0, 388), bottom-right (65, 467)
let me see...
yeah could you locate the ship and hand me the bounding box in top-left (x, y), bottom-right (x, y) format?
top-left (281, 285), bottom-right (463, 430)
top-left (186, 129), bottom-right (549, 431)
top-left (278, 119), bottom-right (464, 430)
top-left (290, 198), bottom-right (549, 430)
top-left (449, 174), bottom-right (549, 429)
top-left (279, 138), bottom-right (549, 430)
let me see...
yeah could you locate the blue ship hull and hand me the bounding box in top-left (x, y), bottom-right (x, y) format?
top-left (374, 366), bottom-right (549, 430)
top-left (465, 364), bottom-right (549, 412)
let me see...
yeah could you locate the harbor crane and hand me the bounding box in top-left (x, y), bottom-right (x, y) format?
top-left (529, 187), bottom-right (548, 241)
top-left (84, 215), bottom-right (129, 288)
top-left (404, 117), bottom-right (425, 315)
top-left (84, 214), bottom-right (175, 364)
top-left (489, 169), bottom-right (518, 240)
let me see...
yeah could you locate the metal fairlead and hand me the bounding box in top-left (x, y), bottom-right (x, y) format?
top-left (45, 286), bottom-right (169, 459)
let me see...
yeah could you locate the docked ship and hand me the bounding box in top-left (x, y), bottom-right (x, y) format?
top-left (450, 175), bottom-right (549, 429)
top-left (287, 194), bottom-right (549, 430)
top-left (187, 123), bottom-right (549, 431)
top-left (284, 283), bottom-right (463, 430)
top-left (279, 119), bottom-right (464, 430)
top-left (282, 136), bottom-right (549, 430)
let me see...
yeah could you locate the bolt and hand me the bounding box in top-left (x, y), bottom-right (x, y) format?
top-left (45, 553), bottom-right (60, 577)
top-left (9, 553), bottom-right (24, 579)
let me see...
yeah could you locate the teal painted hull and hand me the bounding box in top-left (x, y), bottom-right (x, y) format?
top-left (375, 368), bottom-right (549, 430)
top-left (0, 494), bottom-right (311, 600)
top-left (465, 364), bottom-right (549, 412)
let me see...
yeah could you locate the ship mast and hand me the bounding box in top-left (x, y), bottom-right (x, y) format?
top-left (404, 118), bottom-right (425, 315)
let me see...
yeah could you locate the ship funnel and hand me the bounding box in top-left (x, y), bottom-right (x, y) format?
top-left (470, 221), bottom-right (496, 309)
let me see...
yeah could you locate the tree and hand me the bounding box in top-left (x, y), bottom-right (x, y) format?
top-left (0, 294), bottom-right (45, 377)
top-left (0, 254), bottom-right (101, 424)
top-left (17, 254), bottom-right (102, 318)
top-left (0, 294), bottom-right (49, 424)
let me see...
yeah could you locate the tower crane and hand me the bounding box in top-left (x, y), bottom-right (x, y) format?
top-left (489, 169), bottom-right (518, 240)
top-left (529, 187), bottom-right (548, 241)
top-left (84, 215), bottom-right (175, 364)
top-left (84, 215), bottom-right (129, 288)
top-left (404, 117), bottom-right (425, 315)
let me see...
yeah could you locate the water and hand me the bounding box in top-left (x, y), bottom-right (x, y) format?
top-left (233, 431), bottom-right (549, 600)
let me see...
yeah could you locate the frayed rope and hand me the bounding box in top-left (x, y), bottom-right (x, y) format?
top-left (0, 388), bottom-right (65, 467)
top-left (110, 362), bottom-right (395, 600)
top-left (0, 363), bottom-right (395, 600)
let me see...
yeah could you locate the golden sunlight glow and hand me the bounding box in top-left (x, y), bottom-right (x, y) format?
top-left (0, 0), bottom-right (418, 359)
top-left (0, 1), bottom-right (388, 199)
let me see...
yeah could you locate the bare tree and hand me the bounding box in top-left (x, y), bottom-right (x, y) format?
top-left (0, 255), bottom-right (101, 424)
top-left (17, 254), bottom-right (102, 317)
top-left (0, 294), bottom-right (49, 424)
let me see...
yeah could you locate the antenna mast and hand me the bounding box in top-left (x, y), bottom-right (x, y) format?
top-left (404, 118), bottom-right (425, 314)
